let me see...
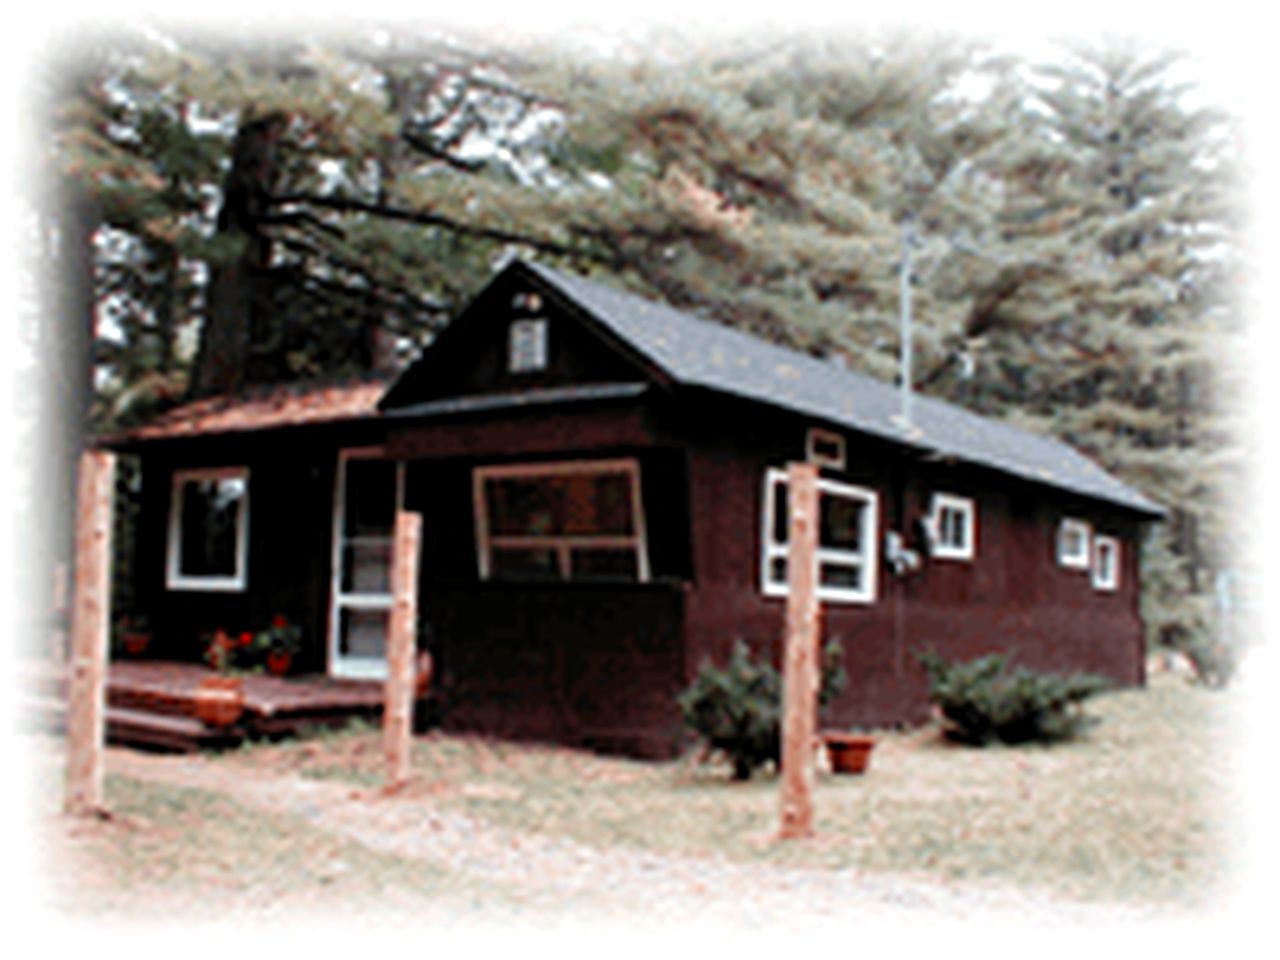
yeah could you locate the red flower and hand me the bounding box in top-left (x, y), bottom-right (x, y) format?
top-left (240, 631), bottom-right (253, 647)
top-left (271, 614), bottom-right (288, 629)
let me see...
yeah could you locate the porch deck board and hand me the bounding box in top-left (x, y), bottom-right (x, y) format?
top-left (107, 661), bottom-right (385, 720)
top-left (26, 659), bottom-right (385, 751)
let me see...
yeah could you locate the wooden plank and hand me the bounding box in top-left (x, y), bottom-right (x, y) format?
top-left (64, 449), bottom-right (114, 818)
top-left (383, 509), bottom-right (422, 792)
top-left (779, 461), bottom-right (819, 840)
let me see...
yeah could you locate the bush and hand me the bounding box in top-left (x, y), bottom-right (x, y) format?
top-left (918, 650), bottom-right (1110, 746)
top-left (678, 639), bottom-right (845, 780)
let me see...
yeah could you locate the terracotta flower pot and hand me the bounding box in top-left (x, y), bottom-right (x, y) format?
top-left (122, 632), bottom-right (151, 657)
top-left (266, 650), bottom-right (293, 677)
top-left (822, 732), bottom-right (876, 775)
top-left (193, 676), bottom-right (245, 727)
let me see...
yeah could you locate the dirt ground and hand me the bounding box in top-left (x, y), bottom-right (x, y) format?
top-left (31, 736), bottom-right (1203, 932)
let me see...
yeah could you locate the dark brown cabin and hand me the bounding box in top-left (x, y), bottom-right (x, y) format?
top-left (108, 259), bottom-right (1164, 758)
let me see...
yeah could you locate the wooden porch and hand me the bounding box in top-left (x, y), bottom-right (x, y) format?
top-left (28, 659), bottom-right (386, 753)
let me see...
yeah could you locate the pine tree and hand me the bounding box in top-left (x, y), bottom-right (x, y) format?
top-left (949, 39), bottom-right (1241, 646)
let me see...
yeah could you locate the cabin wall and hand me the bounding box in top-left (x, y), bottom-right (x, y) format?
top-left (129, 424), bottom-right (384, 671)
top-left (680, 418), bottom-right (1147, 731)
top-left (393, 408), bottom-right (692, 758)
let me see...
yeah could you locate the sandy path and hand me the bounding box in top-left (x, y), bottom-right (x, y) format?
top-left (97, 746), bottom-right (1177, 930)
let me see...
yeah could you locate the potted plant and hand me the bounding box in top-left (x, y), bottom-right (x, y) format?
top-left (194, 629), bottom-right (246, 727)
top-left (255, 614), bottom-right (302, 677)
top-left (112, 614), bottom-right (152, 658)
top-left (820, 730), bottom-right (877, 774)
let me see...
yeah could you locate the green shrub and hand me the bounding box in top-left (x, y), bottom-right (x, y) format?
top-left (918, 650), bottom-right (1110, 746)
top-left (678, 639), bottom-right (845, 780)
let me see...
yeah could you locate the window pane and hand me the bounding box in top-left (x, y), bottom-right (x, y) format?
top-left (772, 480), bottom-right (789, 544)
top-left (939, 507), bottom-right (967, 548)
top-left (563, 473), bottom-right (633, 534)
top-left (339, 608), bottom-right (388, 660)
top-left (509, 318), bottom-right (548, 372)
top-left (820, 562), bottom-right (863, 591)
top-left (820, 494), bottom-right (863, 551)
top-left (341, 541), bottom-right (392, 594)
top-left (570, 548), bottom-right (639, 581)
top-left (486, 471), bottom-right (634, 537)
top-left (179, 477), bottom-right (244, 577)
top-left (488, 477), bottom-right (559, 536)
top-left (491, 546), bottom-right (561, 580)
top-left (344, 459), bottom-right (396, 536)
top-left (769, 555), bottom-right (788, 585)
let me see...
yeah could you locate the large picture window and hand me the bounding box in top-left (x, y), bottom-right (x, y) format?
top-left (761, 468), bottom-right (879, 604)
top-left (166, 467), bottom-right (249, 592)
top-left (474, 459), bottom-right (649, 582)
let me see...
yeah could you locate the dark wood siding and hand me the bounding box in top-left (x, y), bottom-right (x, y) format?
top-left (398, 411), bottom-right (693, 757)
top-left (425, 583), bottom-right (686, 758)
top-left (126, 387), bottom-right (1150, 757)
top-left (129, 422), bottom-right (387, 671)
top-left (677, 401), bottom-right (1147, 731)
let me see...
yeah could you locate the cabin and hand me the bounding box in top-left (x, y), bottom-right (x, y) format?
top-left (106, 259), bottom-right (1164, 758)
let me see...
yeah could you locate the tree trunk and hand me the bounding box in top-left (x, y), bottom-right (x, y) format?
top-left (189, 113), bottom-right (287, 399)
top-left (31, 179), bottom-right (97, 658)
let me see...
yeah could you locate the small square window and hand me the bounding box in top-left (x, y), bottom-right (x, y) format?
top-left (166, 467), bottom-right (249, 591)
top-left (508, 317), bottom-right (548, 373)
top-left (1093, 535), bottom-right (1120, 591)
top-left (1057, 517), bottom-right (1091, 570)
top-left (928, 493), bottom-right (976, 561)
top-left (806, 427), bottom-right (846, 470)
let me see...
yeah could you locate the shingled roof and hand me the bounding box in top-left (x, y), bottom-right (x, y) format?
top-left (110, 378), bottom-right (387, 443)
top-left (519, 261), bottom-right (1163, 518)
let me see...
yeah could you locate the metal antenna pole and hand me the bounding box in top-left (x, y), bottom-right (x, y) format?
top-left (900, 218), bottom-right (914, 426)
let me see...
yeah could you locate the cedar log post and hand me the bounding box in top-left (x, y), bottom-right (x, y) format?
top-left (64, 449), bottom-right (115, 817)
top-left (779, 461), bottom-right (820, 840)
top-left (383, 509), bottom-right (422, 792)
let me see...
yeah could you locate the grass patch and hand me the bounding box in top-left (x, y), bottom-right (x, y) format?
top-left (203, 674), bottom-right (1235, 907)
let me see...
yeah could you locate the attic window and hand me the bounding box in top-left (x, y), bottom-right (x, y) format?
top-left (762, 468), bottom-right (879, 604)
top-left (806, 428), bottom-right (846, 470)
top-left (1093, 535), bottom-right (1120, 591)
top-left (928, 493), bottom-right (976, 561)
top-left (508, 317), bottom-right (548, 373)
top-left (166, 467), bottom-right (249, 592)
top-left (1057, 517), bottom-right (1091, 570)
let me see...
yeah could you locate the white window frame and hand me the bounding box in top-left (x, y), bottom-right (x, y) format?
top-left (508, 317), bottom-right (549, 373)
top-left (761, 468), bottom-right (880, 605)
top-left (928, 492), bottom-right (977, 562)
top-left (1092, 535), bottom-right (1120, 592)
top-left (165, 466), bottom-right (250, 592)
top-left (805, 427), bottom-right (847, 471)
top-left (1057, 517), bottom-right (1092, 570)
top-left (473, 458), bottom-right (651, 582)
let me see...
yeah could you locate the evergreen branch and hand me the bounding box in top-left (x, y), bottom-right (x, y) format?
top-left (266, 192), bottom-right (616, 265)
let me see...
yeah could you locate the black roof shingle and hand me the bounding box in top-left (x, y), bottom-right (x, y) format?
top-left (520, 261), bottom-right (1163, 518)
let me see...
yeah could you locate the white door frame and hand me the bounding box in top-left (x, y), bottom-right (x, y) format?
top-left (327, 447), bottom-right (405, 680)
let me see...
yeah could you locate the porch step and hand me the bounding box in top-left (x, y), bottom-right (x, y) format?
top-left (106, 705), bottom-right (232, 753)
top-left (20, 694), bottom-right (233, 753)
